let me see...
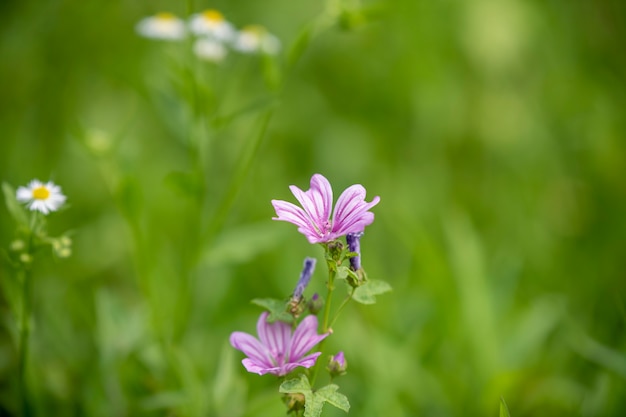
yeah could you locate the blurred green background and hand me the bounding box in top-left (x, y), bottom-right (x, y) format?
top-left (1, 0), bottom-right (626, 416)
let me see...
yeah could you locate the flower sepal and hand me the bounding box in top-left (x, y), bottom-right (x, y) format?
top-left (336, 264), bottom-right (366, 288)
top-left (324, 240), bottom-right (344, 264)
top-left (287, 296), bottom-right (307, 319)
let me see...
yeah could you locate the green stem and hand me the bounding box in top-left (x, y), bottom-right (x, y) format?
top-left (321, 267), bottom-right (336, 333)
top-left (310, 258), bottom-right (336, 387)
top-left (328, 289), bottom-right (354, 330)
top-left (17, 268), bottom-right (31, 417)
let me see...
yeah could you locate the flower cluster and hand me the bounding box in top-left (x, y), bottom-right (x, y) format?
top-left (230, 173), bottom-right (384, 416)
top-left (136, 9), bottom-right (281, 62)
top-left (4, 179), bottom-right (70, 266)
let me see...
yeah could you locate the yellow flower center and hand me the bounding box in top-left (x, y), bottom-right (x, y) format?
top-left (242, 25), bottom-right (265, 34)
top-left (155, 12), bottom-right (177, 21)
top-left (202, 10), bottom-right (224, 22)
top-left (32, 186), bottom-right (50, 200)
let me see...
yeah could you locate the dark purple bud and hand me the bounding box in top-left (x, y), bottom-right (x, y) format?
top-left (308, 293), bottom-right (324, 314)
top-left (346, 232), bottom-right (363, 271)
top-left (292, 257), bottom-right (316, 300)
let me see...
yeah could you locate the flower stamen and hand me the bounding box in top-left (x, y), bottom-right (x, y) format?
top-left (155, 12), bottom-right (177, 21)
top-left (32, 186), bottom-right (50, 200)
top-left (202, 9), bottom-right (224, 22)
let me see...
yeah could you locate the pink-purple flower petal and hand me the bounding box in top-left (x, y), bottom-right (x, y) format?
top-left (230, 312), bottom-right (328, 376)
top-left (229, 331), bottom-right (273, 368)
top-left (271, 200), bottom-right (321, 243)
top-left (256, 313), bottom-right (291, 363)
top-left (290, 315), bottom-right (328, 360)
top-left (271, 174), bottom-right (379, 243)
top-left (241, 358), bottom-right (280, 375)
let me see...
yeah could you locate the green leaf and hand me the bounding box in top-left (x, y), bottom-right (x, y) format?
top-left (315, 385), bottom-right (350, 413)
top-left (500, 397), bottom-right (511, 417)
top-left (2, 182), bottom-right (28, 226)
top-left (279, 375), bottom-right (350, 417)
top-left (336, 265), bottom-right (350, 279)
top-left (352, 279), bottom-right (392, 305)
top-left (279, 374), bottom-right (312, 394)
top-left (287, 23), bottom-right (313, 67)
top-left (336, 265), bottom-right (361, 283)
top-left (251, 298), bottom-right (293, 323)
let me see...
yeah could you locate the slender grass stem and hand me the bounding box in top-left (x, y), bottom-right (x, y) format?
top-left (202, 109), bottom-right (274, 244)
top-left (17, 268), bottom-right (31, 417)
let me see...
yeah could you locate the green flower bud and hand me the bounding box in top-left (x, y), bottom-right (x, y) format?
top-left (60, 235), bottom-right (72, 247)
top-left (283, 392), bottom-right (305, 413)
top-left (57, 247), bottom-right (72, 258)
top-left (307, 293), bottom-right (324, 314)
top-left (19, 253), bottom-right (33, 264)
top-left (10, 240), bottom-right (25, 251)
top-left (52, 239), bottom-right (63, 252)
top-left (327, 351), bottom-right (348, 377)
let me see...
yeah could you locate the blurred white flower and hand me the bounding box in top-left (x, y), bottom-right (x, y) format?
top-left (189, 10), bottom-right (236, 42)
top-left (233, 25), bottom-right (281, 55)
top-left (193, 38), bottom-right (228, 62)
top-left (136, 12), bottom-right (186, 40)
top-left (16, 180), bottom-right (66, 215)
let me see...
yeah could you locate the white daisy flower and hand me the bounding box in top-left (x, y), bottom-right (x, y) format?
top-left (233, 25), bottom-right (281, 55)
top-left (189, 10), bottom-right (236, 42)
top-left (136, 12), bottom-right (186, 41)
top-left (16, 180), bottom-right (67, 215)
top-left (193, 39), bottom-right (228, 62)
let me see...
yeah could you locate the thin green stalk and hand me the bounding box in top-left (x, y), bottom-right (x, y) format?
top-left (17, 268), bottom-right (31, 417)
top-left (321, 268), bottom-right (336, 333)
top-left (310, 260), bottom-right (336, 387)
top-left (202, 109), bottom-right (274, 244)
top-left (328, 289), bottom-right (354, 330)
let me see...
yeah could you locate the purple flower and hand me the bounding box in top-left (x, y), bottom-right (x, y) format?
top-left (292, 257), bottom-right (317, 300)
top-left (271, 174), bottom-right (380, 244)
top-left (346, 232), bottom-right (363, 271)
top-left (230, 312), bottom-right (329, 376)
